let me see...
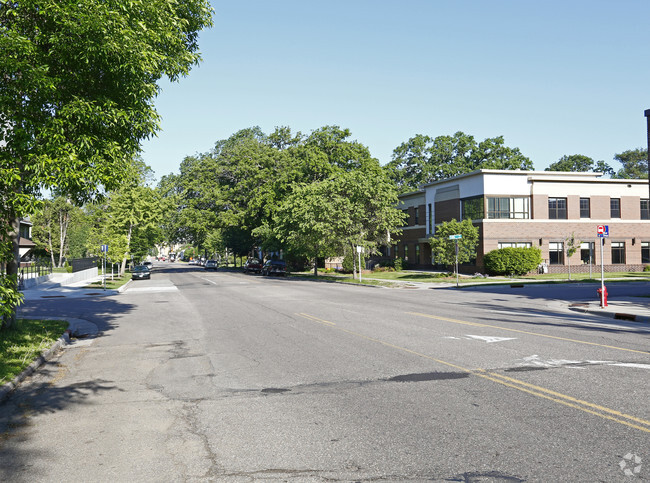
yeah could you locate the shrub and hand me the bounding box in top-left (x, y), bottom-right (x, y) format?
top-left (644, 265), bottom-right (650, 272)
top-left (484, 247), bottom-right (542, 276)
top-left (393, 257), bottom-right (404, 271)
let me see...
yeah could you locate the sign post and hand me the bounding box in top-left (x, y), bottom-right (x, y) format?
top-left (101, 244), bottom-right (108, 290)
top-left (448, 234), bottom-right (462, 288)
top-left (596, 226), bottom-right (608, 307)
top-left (356, 245), bottom-right (364, 283)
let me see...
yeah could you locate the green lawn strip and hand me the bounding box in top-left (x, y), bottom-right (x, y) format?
top-left (84, 276), bottom-right (131, 290)
top-left (0, 319), bottom-right (69, 385)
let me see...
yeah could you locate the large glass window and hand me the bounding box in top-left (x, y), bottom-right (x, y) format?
top-left (548, 198), bottom-right (567, 219)
top-left (641, 199), bottom-right (649, 220)
top-left (461, 196), bottom-right (484, 220)
top-left (642, 242), bottom-right (650, 264)
top-left (610, 198), bottom-right (620, 218)
top-left (414, 207), bottom-right (419, 225)
top-left (580, 242), bottom-right (594, 265)
top-left (611, 242), bottom-right (625, 264)
top-left (415, 245), bottom-right (420, 263)
top-left (487, 197), bottom-right (529, 219)
top-left (498, 242), bottom-right (532, 249)
top-left (580, 198), bottom-right (591, 218)
top-left (549, 242), bottom-right (564, 265)
top-left (428, 203), bottom-right (433, 233)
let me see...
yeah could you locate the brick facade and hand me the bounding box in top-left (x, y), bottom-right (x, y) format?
top-left (393, 170), bottom-right (650, 274)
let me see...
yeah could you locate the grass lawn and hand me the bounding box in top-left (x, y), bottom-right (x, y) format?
top-left (84, 275), bottom-right (131, 290)
top-left (0, 318), bottom-right (69, 385)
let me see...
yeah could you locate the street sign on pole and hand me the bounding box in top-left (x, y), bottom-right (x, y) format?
top-left (448, 234), bottom-right (462, 240)
top-left (596, 225), bottom-right (609, 237)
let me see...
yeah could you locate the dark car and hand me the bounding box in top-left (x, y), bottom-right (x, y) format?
top-left (204, 260), bottom-right (218, 270)
top-left (244, 257), bottom-right (263, 274)
top-left (131, 265), bottom-right (151, 280)
top-left (261, 259), bottom-right (287, 276)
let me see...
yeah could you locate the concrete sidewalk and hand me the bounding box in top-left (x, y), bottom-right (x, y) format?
top-left (20, 275), bottom-right (127, 301)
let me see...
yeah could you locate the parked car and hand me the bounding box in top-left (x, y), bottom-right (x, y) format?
top-left (204, 260), bottom-right (218, 270)
top-left (143, 261), bottom-right (153, 270)
top-left (244, 257), bottom-right (263, 274)
top-left (131, 265), bottom-right (151, 280)
top-left (261, 259), bottom-right (287, 276)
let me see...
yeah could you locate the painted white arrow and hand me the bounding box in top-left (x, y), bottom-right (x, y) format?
top-left (465, 335), bottom-right (517, 344)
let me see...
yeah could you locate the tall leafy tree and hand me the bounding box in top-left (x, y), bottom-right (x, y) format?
top-left (0, 0), bottom-right (212, 327)
top-left (612, 148), bottom-right (648, 179)
top-left (429, 219), bottom-right (479, 273)
top-left (386, 132), bottom-right (532, 192)
top-left (546, 154), bottom-right (614, 176)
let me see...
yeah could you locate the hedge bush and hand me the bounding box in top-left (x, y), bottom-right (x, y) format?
top-left (484, 247), bottom-right (542, 276)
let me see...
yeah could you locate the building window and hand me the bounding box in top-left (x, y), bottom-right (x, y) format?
top-left (404, 244), bottom-right (409, 262)
top-left (610, 198), bottom-right (620, 218)
top-left (415, 245), bottom-right (420, 263)
top-left (642, 242), bottom-right (650, 264)
top-left (580, 198), bottom-right (590, 218)
top-left (641, 200), bottom-right (649, 220)
top-left (428, 203), bottom-right (433, 233)
top-left (401, 209), bottom-right (409, 227)
top-left (549, 242), bottom-right (564, 265)
top-left (461, 196), bottom-right (484, 220)
top-left (498, 242), bottom-right (532, 249)
top-left (548, 198), bottom-right (567, 219)
top-left (487, 197), bottom-right (529, 219)
top-left (19, 225), bottom-right (31, 239)
top-left (611, 242), bottom-right (625, 264)
top-left (414, 207), bottom-right (419, 225)
top-left (580, 242), bottom-right (594, 264)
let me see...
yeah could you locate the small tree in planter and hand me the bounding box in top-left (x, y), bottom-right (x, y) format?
top-left (429, 219), bottom-right (479, 275)
top-left (565, 232), bottom-right (581, 281)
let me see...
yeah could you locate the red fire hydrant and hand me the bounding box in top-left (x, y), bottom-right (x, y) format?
top-left (597, 286), bottom-right (608, 308)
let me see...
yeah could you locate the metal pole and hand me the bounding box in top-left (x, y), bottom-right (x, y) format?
top-left (600, 237), bottom-right (604, 308)
top-left (103, 252), bottom-right (106, 290)
top-left (358, 247), bottom-right (362, 283)
top-left (455, 239), bottom-right (459, 288)
top-left (645, 109), bottom-right (650, 201)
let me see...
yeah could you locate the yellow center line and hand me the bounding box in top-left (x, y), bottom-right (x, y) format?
top-left (407, 311), bottom-right (650, 355)
top-left (295, 312), bottom-right (650, 434)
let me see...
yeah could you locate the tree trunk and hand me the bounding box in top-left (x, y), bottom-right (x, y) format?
top-left (351, 242), bottom-right (357, 280)
top-left (313, 257), bottom-right (318, 276)
top-left (57, 209), bottom-right (70, 268)
top-left (120, 223), bottom-right (133, 276)
top-left (2, 215), bottom-right (21, 329)
top-left (47, 220), bottom-right (56, 268)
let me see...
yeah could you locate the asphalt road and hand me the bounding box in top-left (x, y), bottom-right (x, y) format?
top-left (2, 264), bottom-right (649, 482)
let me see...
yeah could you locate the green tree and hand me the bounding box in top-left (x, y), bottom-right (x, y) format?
top-left (565, 232), bottom-right (581, 281)
top-left (386, 132), bottom-right (532, 192)
top-left (0, 0), bottom-right (212, 327)
top-left (429, 219), bottom-right (479, 273)
top-left (545, 154), bottom-right (614, 177)
top-left (613, 148), bottom-right (648, 179)
top-left (31, 197), bottom-right (82, 267)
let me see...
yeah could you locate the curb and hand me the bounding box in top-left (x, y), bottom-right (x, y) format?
top-left (0, 329), bottom-right (70, 404)
top-left (568, 305), bottom-right (650, 324)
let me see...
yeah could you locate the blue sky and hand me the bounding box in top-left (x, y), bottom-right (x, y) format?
top-left (141, 0), bottom-right (650, 180)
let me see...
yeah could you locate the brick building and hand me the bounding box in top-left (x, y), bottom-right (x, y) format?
top-left (395, 170), bottom-right (650, 273)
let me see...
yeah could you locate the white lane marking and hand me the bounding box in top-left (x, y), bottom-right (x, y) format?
top-left (465, 335), bottom-right (517, 344)
top-left (512, 355), bottom-right (650, 371)
top-left (125, 286), bottom-right (178, 293)
top-left (609, 363), bottom-right (650, 370)
top-left (199, 277), bottom-right (217, 285)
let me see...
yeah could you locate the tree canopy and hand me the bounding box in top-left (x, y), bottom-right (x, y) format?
top-left (0, 0), bottom-right (213, 327)
top-left (385, 132), bottom-right (533, 193)
top-left (545, 154), bottom-right (614, 176)
top-left (613, 148), bottom-right (648, 179)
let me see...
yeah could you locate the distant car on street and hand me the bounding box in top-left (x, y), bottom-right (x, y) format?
top-left (204, 260), bottom-right (218, 270)
top-left (261, 259), bottom-right (287, 276)
top-left (244, 258), bottom-right (263, 274)
top-left (143, 261), bottom-right (153, 270)
top-left (131, 265), bottom-right (151, 280)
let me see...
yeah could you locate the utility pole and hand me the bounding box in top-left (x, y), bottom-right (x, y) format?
top-left (645, 109), bottom-right (650, 200)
